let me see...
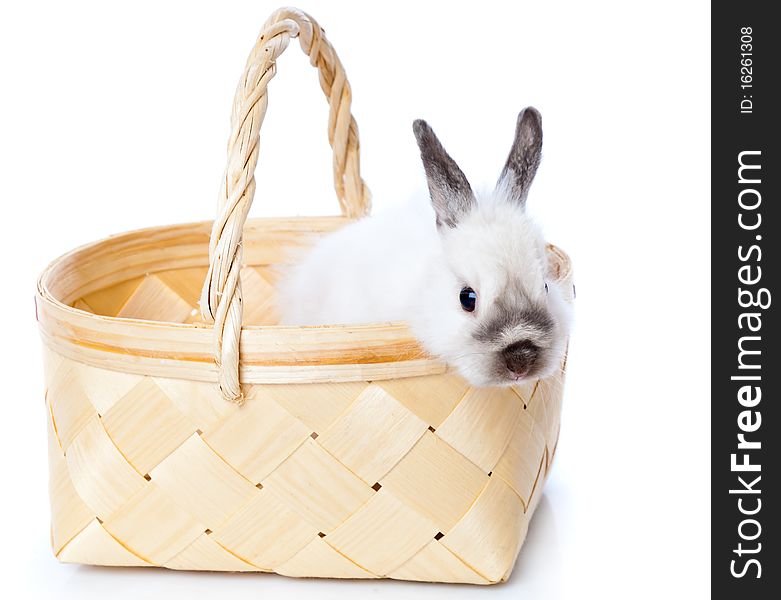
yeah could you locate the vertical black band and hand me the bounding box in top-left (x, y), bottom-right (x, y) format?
top-left (712, 3), bottom-right (778, 596)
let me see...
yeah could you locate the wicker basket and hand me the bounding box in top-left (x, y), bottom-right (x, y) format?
top-left (35, 7), bottom-right (573, 585)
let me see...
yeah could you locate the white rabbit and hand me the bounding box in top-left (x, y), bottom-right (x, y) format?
top-left (277, 107), bottom-right (572, 387)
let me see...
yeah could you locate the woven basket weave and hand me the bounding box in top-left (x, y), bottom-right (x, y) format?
top-left (36, 7), bottom-right (573, 585)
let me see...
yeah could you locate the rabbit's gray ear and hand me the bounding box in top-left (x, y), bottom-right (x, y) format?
top-left (413, 119), bottom-right (475, 228)
top-left (497, 107), bottom-right (543, 206)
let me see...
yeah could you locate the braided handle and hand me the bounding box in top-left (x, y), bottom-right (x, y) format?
top-left (200, 7), bottom-right (371, 403)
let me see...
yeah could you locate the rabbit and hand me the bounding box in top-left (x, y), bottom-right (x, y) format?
top-left (277, 107), bottom-right (572, 387)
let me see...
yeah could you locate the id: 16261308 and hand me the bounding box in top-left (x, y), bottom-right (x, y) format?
top-left (739, 26), bottom-right (753, 114)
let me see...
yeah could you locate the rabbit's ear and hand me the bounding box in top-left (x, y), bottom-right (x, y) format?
top-left (497, 107), bottom-right (543, 206)
top-left (413, 119), bottom-right (475, 228)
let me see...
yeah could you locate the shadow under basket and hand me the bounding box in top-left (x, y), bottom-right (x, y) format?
top-left (35, 7), bottom-right (573, 586)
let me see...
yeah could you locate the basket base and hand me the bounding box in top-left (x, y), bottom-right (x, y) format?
top-left (45, 346), bottom-right (563, 584)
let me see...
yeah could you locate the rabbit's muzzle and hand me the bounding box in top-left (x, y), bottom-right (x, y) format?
top-left (502, 339), bottom-right (540, 379)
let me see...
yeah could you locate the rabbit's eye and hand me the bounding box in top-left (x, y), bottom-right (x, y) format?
top-left (544, 282), bottom-right (549, 294)
top-left (460, 287), bottom-right (477, 312)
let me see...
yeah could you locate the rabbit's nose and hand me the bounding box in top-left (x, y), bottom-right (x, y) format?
top-left (502, 340), bottom-right (539, 377)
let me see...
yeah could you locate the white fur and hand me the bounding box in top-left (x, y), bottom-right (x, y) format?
top-left (277, 186), bottom-right (572, 387)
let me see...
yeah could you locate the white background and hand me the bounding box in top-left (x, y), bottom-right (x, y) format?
top-left (0, 1), bottom-right (710, 598)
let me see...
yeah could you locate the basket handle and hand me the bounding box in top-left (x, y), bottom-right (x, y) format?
top-left (200, 7), bottom-right (371, 403)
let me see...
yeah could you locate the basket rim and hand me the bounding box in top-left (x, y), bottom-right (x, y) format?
top-left (36, 215), bottom-right (423, 332)
top-left (36, 216), bottom-right (573, 384)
